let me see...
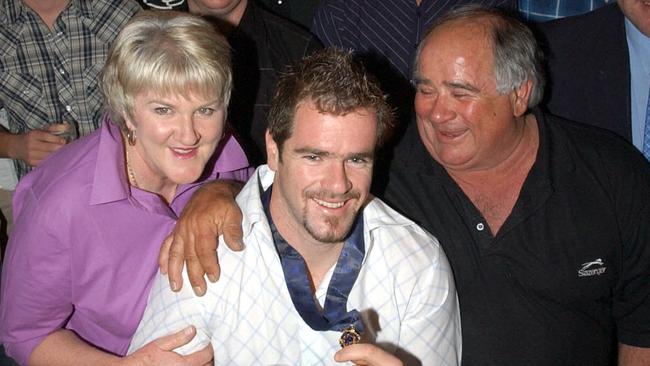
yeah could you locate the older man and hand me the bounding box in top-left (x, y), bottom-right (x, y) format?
top-left (385, 6), bottom-right (650, 365)
top-left (164, 5), bottom-right (650, 366)
top-left (132, 49), bottom-right (461, 366)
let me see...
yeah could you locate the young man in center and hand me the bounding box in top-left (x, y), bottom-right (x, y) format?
top-left (129, 49), bottom-right (461, 365)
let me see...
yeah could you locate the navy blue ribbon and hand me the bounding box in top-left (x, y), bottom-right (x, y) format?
top-left (262, 186), bottom-right (365, 333)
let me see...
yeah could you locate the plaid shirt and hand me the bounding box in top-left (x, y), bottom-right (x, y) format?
top-left (0, 0), bottom-right (140, 179)
top-left (518, 0), bottom-right (614, 22)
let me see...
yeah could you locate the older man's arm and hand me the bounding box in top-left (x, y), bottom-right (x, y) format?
top-left (619, 344), bottom-right (650, 366)
top-left (160, 180), bottom-right (244, 296)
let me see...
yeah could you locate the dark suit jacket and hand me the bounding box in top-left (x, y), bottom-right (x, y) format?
top-left (228, 0), bottom-right (322, 165)
top-left (537, 4), bottom-right (632, 142)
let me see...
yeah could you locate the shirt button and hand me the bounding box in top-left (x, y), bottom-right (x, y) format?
top-left (59, 68), bottom-right (65, 75)
top-left (65, 105), bottom-right (72, 112)
top-left (277, 0), bottom-right (282, 4)
top-left (57, 31), bottom-right (63, 36)
top-left (476, 223), bottom-right (485, 231)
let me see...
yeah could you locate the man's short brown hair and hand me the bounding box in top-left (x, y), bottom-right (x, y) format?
top-left (267, 48), bottom-right (393, 153)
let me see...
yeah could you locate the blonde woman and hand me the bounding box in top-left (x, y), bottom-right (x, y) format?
top-left (0, 11), bottom-right (251, 365)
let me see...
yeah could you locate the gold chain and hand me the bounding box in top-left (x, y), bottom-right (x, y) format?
top-left (125, 147), bottom-right (139, 188)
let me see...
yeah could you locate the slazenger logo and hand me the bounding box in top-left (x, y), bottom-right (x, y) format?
top-left (578, 258), bottom-right (607, 277)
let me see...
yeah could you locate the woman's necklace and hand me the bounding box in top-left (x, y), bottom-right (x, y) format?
top-left (125, 147), bottom-right (139, 188)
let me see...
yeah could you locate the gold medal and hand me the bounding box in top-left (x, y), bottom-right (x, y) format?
top-left (339, 325), bottom-right (361, 348)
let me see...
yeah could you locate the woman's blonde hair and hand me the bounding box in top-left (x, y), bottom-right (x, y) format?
top-left (100, 11), bottom-right (232, 130)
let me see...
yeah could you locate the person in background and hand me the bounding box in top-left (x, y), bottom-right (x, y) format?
top-left (130, 48), bottom-right (461, 366)
top-left (258, 0), bottom-right (320, 29)
top-left (0, 109), bottom-right (16, 259)
top-left (0, 0), bottom-right (141, 180)
top-left (518, 0), bottom-right (613, 22)
top-left (0, 11), bottom-right (251, 365)
top-left (311, 0), bottom-right (516, 138)
top-left (138, 0), bottom-right (189, 11)
top-left (537, 0), bottom-right (650, 160)
top-left (189, 0), bottom-right (321, 165)
top-left (0, 109), bottom-right (16, 366)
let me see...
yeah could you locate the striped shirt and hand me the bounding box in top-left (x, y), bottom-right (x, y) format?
top-left (0, 0), bottom-right (140, 179)
top-left (312, 0), bottom-right (516, 81)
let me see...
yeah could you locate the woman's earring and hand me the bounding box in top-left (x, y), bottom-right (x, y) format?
top-left (126, 129), bottom-right (137, 146)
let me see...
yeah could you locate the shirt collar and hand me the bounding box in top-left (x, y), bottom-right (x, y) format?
top-left (3, 0), bottom-right (93, 26)
top-left (237, 0), bottom-right (254, 29)
top-left (239, 165), bottom-right (414, 240)
top-left (89, 115), bottom-right (131, 205)
top-left (3, 0), bottom-right (28, 25)
top-left (74, 0), bottom-right (94, 19)
top-left (238, 165), bottom-right (275, 238)
top-left (399, 109), bottom-right (562, 193)
top-left (6, 0), bottom-right (94, 24)
top-left (625, 17), bottom-right (650, 76)
top-left (89, 116), bottom-right (250, 206)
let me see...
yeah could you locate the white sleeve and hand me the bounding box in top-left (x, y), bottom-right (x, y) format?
top-left (397, 235), bottom-right (462, 366)
top-left (127, 270), bottom-right (212, 355)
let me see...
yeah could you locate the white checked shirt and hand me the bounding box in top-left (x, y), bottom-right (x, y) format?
top-left (129, 165), bottom-right (461, 365)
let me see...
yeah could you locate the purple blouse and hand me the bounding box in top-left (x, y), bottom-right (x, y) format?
top-left (0, 116), bottom-right (252, 365)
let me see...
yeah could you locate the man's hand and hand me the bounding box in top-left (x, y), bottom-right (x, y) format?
top-left (4, 127), bottom-right (67, 166)
top-left (334, 344), bottom-right (403, 366)
top-left (159, 180), bottom-right (244, 296)
top-left (125, 326), bottom-right (213, 366)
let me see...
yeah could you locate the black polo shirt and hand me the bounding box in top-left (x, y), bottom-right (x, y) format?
top-left (380, 110), bottom-right (650, 365)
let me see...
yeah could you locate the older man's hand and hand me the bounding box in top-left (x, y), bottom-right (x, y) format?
top-left (159, 180), bottom-right (244, 296)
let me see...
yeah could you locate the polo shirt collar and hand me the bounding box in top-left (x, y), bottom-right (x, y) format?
top-left (529, 107), bottom-right (576, 188)
top-left (402, 110), bottom-right (560, 238)
top-left (396, 121), bottom-right (459, 192)
top-left (402, 110), bottom-right (564, 186)
top-left (496, 109), bottom-right (556, 238)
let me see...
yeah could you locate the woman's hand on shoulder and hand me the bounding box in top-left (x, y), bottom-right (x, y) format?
top-left (124, 326), bottom-right (212, 366)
